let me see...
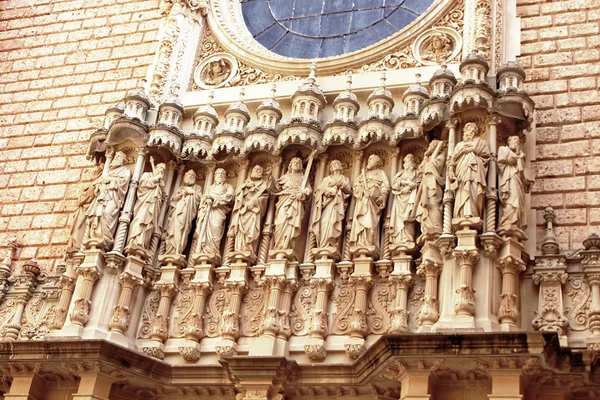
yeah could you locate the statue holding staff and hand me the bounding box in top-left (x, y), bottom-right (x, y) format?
top-left (415, 140), bottom-right (446, 238)
top-left (164, 169), bottom-right (202, 256)
top-left (389, 154), bottom-right (421, 246)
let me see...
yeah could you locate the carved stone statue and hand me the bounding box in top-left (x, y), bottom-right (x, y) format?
top-left (498, 135), bottom-right (530, 233)
top-left (272, 157), bottom-right (311, 256)
top-left (229, 165), bottom-right (270, 261)
top-left (415, 140), bottom-right (446, 238)
top-left (164, 169), bottom-right (202, 256)
top-left (310, 160), bottom-right (352, 253)
top-left (422, 31), bottom-right (452, 63)
top-left (349, 154), bottom-right (390, 255)
top-left (449, 122), bottom-right (490, 221)
top-left (192, 168), bottom-right (234, 262)
top-left (68, 167), bottom-right (101, 250)
top-left (127, 158), bottom-right (166, 251)
top-left (389, 154), bottom-right (421, 246)
top-left (85, 151), bottom-right (131, 249)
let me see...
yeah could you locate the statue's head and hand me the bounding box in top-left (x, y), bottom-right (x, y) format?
top-left (463, 122), bottom-right (478, 141)
top-left (214, 168), bottom-right (227, 184)
top-left (288, 157), bottom-right (303, 173)
top-left (250, 165), bottom-right (263, 180)
top-left (367, 154), bottom-right (382, 170)
top-left (155, 163), bottom-right (167, 177)
top-left (430, 32), bottom-right (449, 51)
top-left (426, 140), bottom-right (441, 155)
top-left (183, 169), bottom-right (196, 185)
top-left (111, 151), bottom-right (127, 167)
top-left (329, 159), bottom-right (343, 174)
top-left (403, 154), bottom-right (417, 169)
top-left (508, 135), bottom-right (521, 151)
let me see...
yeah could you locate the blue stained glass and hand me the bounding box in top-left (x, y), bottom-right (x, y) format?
top-left (242, 0), bottom-right (434, 59)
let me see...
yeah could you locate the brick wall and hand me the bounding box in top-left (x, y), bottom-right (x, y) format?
top-left (518, 0), bottom-right (600, 250)
top-left (0, 0), bottom-right (161, 271)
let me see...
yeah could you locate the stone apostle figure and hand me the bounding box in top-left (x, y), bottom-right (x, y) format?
top-left (229, 165), bottom-right (270, 261)
top-left (415, 140), bottom-right (446, 238)
top-left (68, 166), bottom-right (101, 251)
top-left (498, 135), bottom-right (530, 232)
top-left (310, 159), bottom-right (352, 252)
top-left (449, 122), bottom-right (490, 220)
top-left (127, 158), bottom-right (166, 251)
top-left (271, 157), bottom-right (312, 256)
top-left (164, 169), bottom-right (202, 256)
top-left (85, 151), bottom-right (131, 249)
top-left (349, 154), bottom-right (390, 254)
top-left (192, 168), bottom-right (234, 262)
top-left (389, 154), bottom-right (421, 246)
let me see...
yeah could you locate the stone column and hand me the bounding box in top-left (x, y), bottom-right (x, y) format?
top-left (441, 119), bottom-right (457, 238)
top-left (3, 367), bottom-right (45, 400)
top-left (497, 251), bottom-right (526, 330)
top-left (4, 260), bottom-right (40, 340)
top-left (257, 158), bottom-right (283, 265)
top-left (417, 257), bottom-right (443, 329)
top-left (399, 370), bottom-right (431, 400)
top-left (50, 269), bottom-right (77, 330)
top-left (485, 115), bottom-right (500, 233)
top-left (582, 233), bottom-right (600, 349)
top-left (304, 261), bottom-right (335, 360)
top-left (389, 272), bottom-right (413, 332)
top-left (345, 275), bottom-right (371, 359)
top-left (68, 263), bottom-right (102, 331)
top-left (453, 247), bottom-right (479, 320)
top-left (141, 265), bottom-right (179, 359)
top-left (72, 371), bottom-right (116, 400)
top-left (216, 279), bottom-right (247, 357)
top-left (108, 271), bottom-right (144, 336)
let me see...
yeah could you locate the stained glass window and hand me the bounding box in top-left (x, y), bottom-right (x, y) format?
top-left (241, 0), bottom-right (435, 59)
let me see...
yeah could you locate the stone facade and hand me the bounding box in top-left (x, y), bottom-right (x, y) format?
top-left (0, 0), bottom-right (599, 400)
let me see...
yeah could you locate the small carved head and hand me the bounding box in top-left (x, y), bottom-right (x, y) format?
top-left (250, 165), bottom-right (264, 180)
top-left (183, 169), bottom-right (196, 185)
top-left (403, 153), bottom-right (417, 169)
top-left (508, 135), bottom-right (521, 151)
top-left (430, 32), bottom-right (450, 52)
top-left (155, 163), bottom-right (167, 177)
top-left (288, 157), bottom-right (303, 173)
top-left (111, 151), bottom-right (127, 167)
top-left (214, 168), bottom-right (227, 184)
top-left (462, 122), bottom-right (479, 141)
top-left (329, 159), bottom-right (343, 174)
top-left (426, 139), bottom-right (441, 155)
top-left (367, 154), bottom-right (383, 170)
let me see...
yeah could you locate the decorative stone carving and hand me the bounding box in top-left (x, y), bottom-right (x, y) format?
top-left (389, 154), bottom-right (421, 248)
top-left (449, 122), bottom-right (490, 222)
top-left (67, 168), bottom-right (101, 251)
top-left (415, 140), bottom-right (446, 240)
top-left (165, 169), bottom-right (202, 257)
top-left (349, 155), bottom-right (390, 257)
top-left (191, 168), bottom-right (234, 264)
top-left (127, 159), bottom-right (166, 253)
top-left (414, 28), bottom-right (462, 65)
top-left (498, 136), bottom-right (531, 236)
top-left (194, 53), bottom-right (239, 89)
top-left (228, 165), bottom-right (271, 263)
top-left (84, 151), bottom-right (131, 249)
top-left (271, 158), bottom-right (311, 259)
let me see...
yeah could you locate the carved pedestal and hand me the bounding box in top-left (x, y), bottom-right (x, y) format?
top-left (50, 254), bottom-right (80, 330)
top-left (417, 242), bottom-right (443, 331)
top-left (497, 238), bottom-right (526, 331)
top-left (305, 255), bottom-right (335, 361)
top-left (389, 250), bottom-right (413, 333)
top-left (532, 256), bottom-right (568, 344)
top-left (344, 254), bottom-right (372, 359)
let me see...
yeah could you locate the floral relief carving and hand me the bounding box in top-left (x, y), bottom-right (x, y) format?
top-left (170, 280), bottom-right (194, 338)
top-left (137, 290), bottom-right (160, 339)
top-left (240, 281), bottom-right (264, 337)
top-left (19, 292), bottom-right (57, 340)
top-left (565, 276), bottom-right (591, 331)
top-left (205, 284), bottom-right (229, 338)
top-left (290, 284), bottom-right (316, 336)
top-left (408, 276), bottom-right (425, 330)
top-left (0, 299), bottom-right (17, 338)
top-left (367, 280), bottom-right (393, 335)
top-left (331, 280), bottom-right (355, 335)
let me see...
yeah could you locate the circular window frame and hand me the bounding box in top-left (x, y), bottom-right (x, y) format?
top-left (206, 0), bottom-right (459, 76)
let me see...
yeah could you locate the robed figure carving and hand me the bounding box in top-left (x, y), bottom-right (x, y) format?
top-left (389, 154), bottom-right (421, 247)
top-left (349, 154), bottom-right (390, 256)
top-left (449, 122), bottom-right (490, 221)
top-left (192, 168), bottom-right (234, 263)
top-left (229, 165), bottom-right (270, 262)
top-left (415, 140), bottom-right (446, 238)
top-left (127, 158), bottom-right (166, 252)
top-left (310, 160), bottom-right (351, 258)
top-left (85, 151), bottom-right (131, 249)
top-left (498, 136), bottom-right (530, 234)
top-left (68, 166), bottom-right (101, 251)
top-left (272, 157), bottom-right (312, 258)
top-left (164, 169), bottom-right (202, 256)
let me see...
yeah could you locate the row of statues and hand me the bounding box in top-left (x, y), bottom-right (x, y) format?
top-left (68, 122), bottom-right (531, 265)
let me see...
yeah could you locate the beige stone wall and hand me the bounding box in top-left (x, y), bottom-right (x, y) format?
top-left (0, 0), bottom-right (162, 271)
top-left (518, 0), bottom-right (600, 250)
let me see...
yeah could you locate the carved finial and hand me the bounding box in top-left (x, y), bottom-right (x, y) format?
top-left (270, 83), bottom-right (277, 99)
top-left (172, 83), bottom-right (180, 97)
top-left (22, 258), bottom-right (40, 276)
top-left (380, 72), bottom-right (386, 88)
top-left (207, 90), bottom-right (214, 106)
top-left (138, 78), bottom-right (147, 90)
top-left (471, 49), bottom-right (479, 57)
top-left (541, 207), bottom-right (559, 255)
top-left (308, 59), bottom-right (317, 83)
top-left (583, 233), bottom-right (600, 251)
top-left (346, 74), bottom-right (353, 91)
top-left (415, 73), bottom-right (421, 85)
top-left (238, 87), bottom-right (245, 102)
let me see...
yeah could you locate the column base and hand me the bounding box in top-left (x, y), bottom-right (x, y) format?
top-left (141, 340), bottom-right (166, 360)
top-left (178, 339), bottom-right (202, 362)
top-left (344, 337), bottom-right (366, 360)
top-left (215, 339), bottom-right (238, 357)
top-left (304, 337), bottom-right (327, 361)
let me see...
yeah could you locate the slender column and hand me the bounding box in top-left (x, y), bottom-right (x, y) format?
top-left (342, 151), bottom-right (364, 261)
top-left (257, 158), bottom-right (283, 265)
top-left (389, 273), bottom-right (413, 332)
top-left (417, 259), bottom-right (443, 327)
top-left (453, 249), bottom-right (479, 317)
top-left (223, 161), bottom-right (250, 265)
top-left (345, 275), bottom-right (370, 359)
top-left (304, 153), bottom-right (328, 263)
top-left (216, 279), bottom-right (247, 356)
top-left (277, 280), bottom-right (295, 341)
top-left (108, 272), bottom-right (144, 334)
top-left (442, 119), bottom-right (457, 235)
top-left (588, 275), bottom-right (600, 337)
top-left (485, 115), bottom-right (500, 233)
top-left (4, 262), bottom-right (39, 340)
top-left (112, 147), bottom-right (148, 254)
top-left (142, 272), bottom-right (177, 360)
top-left (185, 282), bottom-right (211, 341)
top-left (50, 270), bottom-right (77, 330)
top-left (305, 256), bottom-right (335, 360)
top-left (498, 255), bottom-right (526, 326)
top-left (381, 148), bottom-right (400, 261)
top-left (69, 264), bottom-right (102, 326)
top-left (261, 276), bottom-right (287, 337)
